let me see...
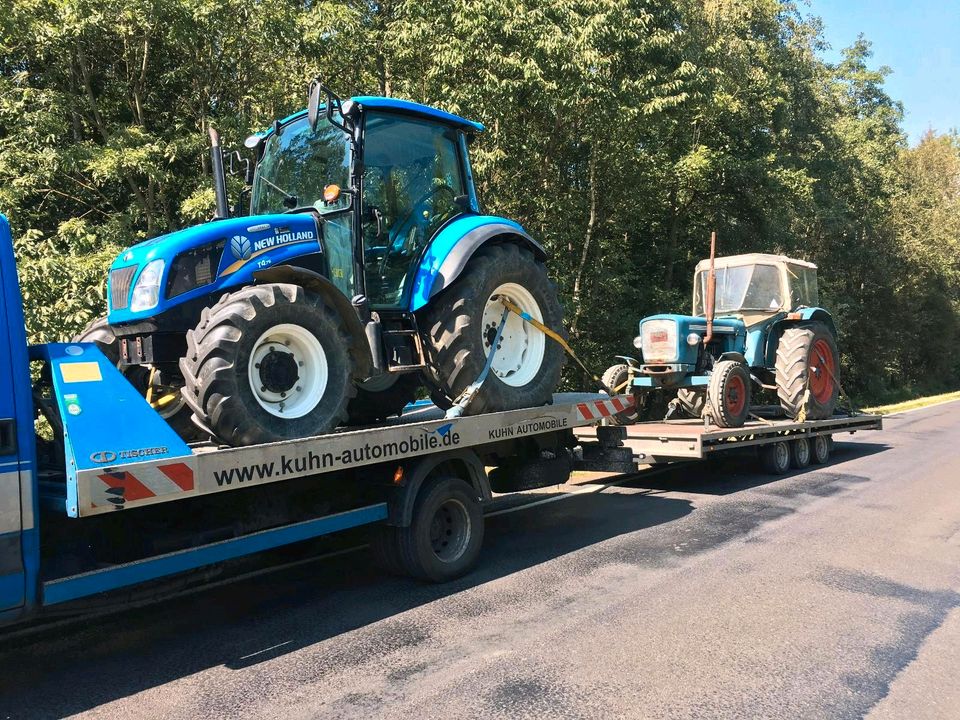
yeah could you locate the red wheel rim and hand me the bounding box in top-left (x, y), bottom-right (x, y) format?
top-left (809, 339), bottom-right (836, 403)
top-left (724, 373), bottom-right (746, 416)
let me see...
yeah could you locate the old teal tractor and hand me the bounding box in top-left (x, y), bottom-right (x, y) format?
top-left (77, 82), bottom-right (564, 446)
top-left (604, 250), bottom-right (840, 427)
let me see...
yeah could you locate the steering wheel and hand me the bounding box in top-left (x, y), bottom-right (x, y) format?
top-left (378, 183), bottom-right (458, 276)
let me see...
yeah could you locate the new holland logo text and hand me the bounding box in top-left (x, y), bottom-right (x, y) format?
top-left (252, 230), bottom-right (316, 253)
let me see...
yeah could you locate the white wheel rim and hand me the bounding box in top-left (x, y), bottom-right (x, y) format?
top-left (481, 282), bottom-right (545, 388)
top-left (796, 440), bottom-right (809, 464)
top-left (247, 323), bottom-right (328, 418)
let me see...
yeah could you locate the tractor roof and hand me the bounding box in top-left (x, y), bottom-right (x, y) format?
top-left (264, 97), bottom-right (484, 140)
top-left (695, 253), bottom-right (817, 272)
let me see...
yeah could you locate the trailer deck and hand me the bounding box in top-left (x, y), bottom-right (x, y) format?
top-left (574, 412), bottom-right (882, 465)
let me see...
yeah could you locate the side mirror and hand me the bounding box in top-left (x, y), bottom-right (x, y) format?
top-left (307, 78), bottom-right (323, 131)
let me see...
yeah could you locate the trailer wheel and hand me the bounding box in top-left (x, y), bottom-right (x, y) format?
top-left (180, 283), bottom-right (356, 446)
top-left (811, 435), bottom-right (831, 464)
top-left (791, 437), bottom-right (811, 469)
top-left (707, 360), bottom-right (751, 428)
top-left (419, 243), bottom-right (564, 414)
top-left (601, 364), bottom-right (640, 425)
top-left (373, 476), bottom-right (484, 582)
top-left (759, 441), bottom-right (791, 475)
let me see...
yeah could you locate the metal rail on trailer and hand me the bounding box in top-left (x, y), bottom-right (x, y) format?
top-left (574, 413), bottom-right (882, 466)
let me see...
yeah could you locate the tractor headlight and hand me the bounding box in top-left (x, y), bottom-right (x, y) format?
top-left (686, 332), bottom-right (701, 346)
top-left (130, 259), bottom-right (165, 312)
top-left (633, 335), bottom-right (643, 350)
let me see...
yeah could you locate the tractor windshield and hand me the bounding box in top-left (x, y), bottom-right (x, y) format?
top-left (250, 114), bottom-right (351, 215)
top-left (693, 263), bottom-right (785, 316)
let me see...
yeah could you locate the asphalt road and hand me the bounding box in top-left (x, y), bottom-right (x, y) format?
top-left (3, 401), bottom-right (960, 719)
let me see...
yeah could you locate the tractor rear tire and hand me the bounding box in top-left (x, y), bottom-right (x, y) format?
top-left (676, 388), bottom-right (706, 418)
top-left (345, 373), bottom-right (422, 426)
top-left (601, 364), bottom-right (641, 425)
top-left (776, 323), bottom-right (839, 421)
top-left (73, 317), bottom-right (202, 442)
top-left (707, 360), bottom-right (751, 428)
top-left (180, 283), bottom-right (356, 447)
top-left (419, 243), bottom-right (564, 415)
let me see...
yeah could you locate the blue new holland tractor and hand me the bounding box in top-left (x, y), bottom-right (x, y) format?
top-left (604, 249), bottom-right (840, 427)
top-left (77, 82), bottom-right (563, 446)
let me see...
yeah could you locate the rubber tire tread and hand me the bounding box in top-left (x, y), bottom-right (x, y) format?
top-left (775, 323), bottom-right (839, 420)
top-left (676, 388), bottom-right (706, 418)
top-left (179, 283), bottom-right (357, 447)
top-left (707, 360), bottom-right (751, 428)
top-left (601, 364), bottom-right (640, 425)
top-left (418, 243), bottom-right (564, 415)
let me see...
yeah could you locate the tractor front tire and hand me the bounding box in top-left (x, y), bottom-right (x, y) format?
top-left (676, 388), bottom-right (706, 419)
top-left (601, 364), bottom-right (641, 425)
top-left (419, 243), bottom-right (564, 415)
top-left (776, 323), bottom-right (839, 421)
top-left (707, 360), bottom-right (751, 428)
top-left (346, 373), bottom-right (422, 426)
top-left (180, 283), bottom-right (356, 447)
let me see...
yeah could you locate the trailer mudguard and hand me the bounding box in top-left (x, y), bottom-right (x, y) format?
top-left (386, 449), bottom-right (491, 526)
top-left (409, 215), bottom-right (547, 311)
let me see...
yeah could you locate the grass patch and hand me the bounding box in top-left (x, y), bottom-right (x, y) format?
top-left (863, 390), bottom-right (960, 415)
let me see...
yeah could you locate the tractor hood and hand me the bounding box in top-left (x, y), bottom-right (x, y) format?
top-left (638, 314), bottom-right (746, 366)
top-left (107, 213), bottom-right (321, 324)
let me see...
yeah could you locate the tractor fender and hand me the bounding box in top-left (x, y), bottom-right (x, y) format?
top-left (409, 215), bottom-right (547, 311)
top-left (386, 450), bottom-right (492, 527)
top-left (252, 265), bottom-right (372, 378)
top-left (717, 351), bottom-right (748, 366)
top-left (764, 308), bottom-right (837, 366)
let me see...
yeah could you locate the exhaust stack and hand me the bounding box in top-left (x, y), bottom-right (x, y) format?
top-left (208, 127), bottom-right (230, 219)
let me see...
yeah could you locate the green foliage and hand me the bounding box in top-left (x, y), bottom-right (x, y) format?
top-left (1, 0), bottom-right (957, 401)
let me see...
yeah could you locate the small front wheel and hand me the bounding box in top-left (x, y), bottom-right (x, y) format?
top-left (601, 364), bottom-right (641, 425)
top-left (372, 476), bottom-right (484, 582)
top-left (707, 360), bottom-right (751, 428)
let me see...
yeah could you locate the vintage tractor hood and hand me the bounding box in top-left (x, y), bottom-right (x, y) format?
top-left (107, 213), bottom-right (321, 324)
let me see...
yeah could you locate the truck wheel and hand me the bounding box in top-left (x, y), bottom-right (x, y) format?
top-left (791, 437), bottom-right (811, 468)
top-left (73, 317), bottom-right (202, 442)
top-left (707, 360), bottom-right (751, 428)
top-left (180, 283), bottom-right (356, 446)
top-left (776, 323), bottom-right (839, 420)
top-left (419, 243), bottom-right (564, 415)
top-left (372, 476), bottom-right (484, 582)
top-left (346, 374), bottom-right (422, 425)
top-left (676, 388), bottom-right (706, 418)
top-left (759, 441), bottom-right (791, 474)
top-left (811, 434), bottom-right (831, 464)
top-left (601, 364), bottom-right (640, 425)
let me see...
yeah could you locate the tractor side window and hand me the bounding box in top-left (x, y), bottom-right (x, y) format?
top-left (787, 264), bottom-right (819, 308)
top-left (361, 112), bottom-right (466, 307)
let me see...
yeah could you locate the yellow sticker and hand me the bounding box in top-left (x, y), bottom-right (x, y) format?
top-left (60, 362), bottom-right (103, 383)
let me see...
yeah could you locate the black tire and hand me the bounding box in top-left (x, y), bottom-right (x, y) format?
top-left (180, 283), bottom-right (357, 447)
top-left (345, 373), bottom-right (422, 426)
top-left (811, 434), bottom-right (831, 464)
top-left (676, 388), bottom-right (706, 418)
top-left (707, 360), bottom-right (751, 428)
top-left (371, 476), bottom-right (484, 582)
top-left (419, 243), bottom-right (564, 415)
top-left (776, 323), bottom-right (839, 421)
top-left (791, 437), bottom-right (811, 469)
top-left (759, 441), bottom-right (791, 475)
top-left (601, 364), bottom-right (640, 425)
top-left (74, 317), bottom-right (202, 442)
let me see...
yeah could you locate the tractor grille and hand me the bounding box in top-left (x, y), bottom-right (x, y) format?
top-left (109, 265), bottom-right (137, 311)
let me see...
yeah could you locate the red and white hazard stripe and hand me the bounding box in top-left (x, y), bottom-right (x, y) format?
top-left (95, 461), bottom-right (195, 505)
top-left (576, 396), bottom-right (634, 422)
